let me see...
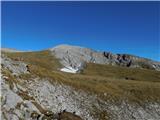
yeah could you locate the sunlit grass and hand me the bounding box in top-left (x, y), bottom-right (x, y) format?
top-left (3, 50), bottom-right (160, 104)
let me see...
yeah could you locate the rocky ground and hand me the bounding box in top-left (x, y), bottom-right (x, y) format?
top-left (1, 46), bottom-right (160, 120)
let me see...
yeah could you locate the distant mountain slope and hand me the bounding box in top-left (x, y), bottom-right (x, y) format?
top-left (50, 44), bottom-right (160, 72)
top-left (1, 48), bottom-right (24, 52)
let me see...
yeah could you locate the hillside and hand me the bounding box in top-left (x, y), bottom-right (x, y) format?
top-left (50, 45), bottom-right (160, 72)
top-left (1, 45), bottom-right (160, 120)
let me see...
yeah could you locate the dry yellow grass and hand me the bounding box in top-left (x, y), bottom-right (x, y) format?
top-left (2, 50), bottom-right (160, 104)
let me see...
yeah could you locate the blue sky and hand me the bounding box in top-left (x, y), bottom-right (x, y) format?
top-left (1, 1), bottom-right (160, 61)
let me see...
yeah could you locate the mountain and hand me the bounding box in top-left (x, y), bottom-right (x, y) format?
top-left (50, 44), bottom-right (160, 73)
top-left (1, 48), bottom-right (24, 52)
top-left (1, 45), bottom-right (160, 120)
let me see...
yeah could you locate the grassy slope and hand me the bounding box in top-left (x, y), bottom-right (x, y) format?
top-left (2, 50), bottom-right (160, 104)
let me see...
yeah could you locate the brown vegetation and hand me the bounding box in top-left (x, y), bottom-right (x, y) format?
top-left (3, 50), bottom-right (160, 104)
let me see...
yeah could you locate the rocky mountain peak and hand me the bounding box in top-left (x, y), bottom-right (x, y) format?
top-left (50, 44), bottom-right (89, 50)
top-left (49, 44), bottom-right (160, 73)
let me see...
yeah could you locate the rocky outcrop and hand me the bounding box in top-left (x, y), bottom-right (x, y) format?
top-left (1, 55), bottom-right (29, 76)
top-left (50, 44), bottom-right (160, 73)
top-left (103, 52), bottom-right (160, 70)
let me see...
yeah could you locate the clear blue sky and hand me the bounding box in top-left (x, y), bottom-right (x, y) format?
top-left (1, 1), bottom-right (160, 61)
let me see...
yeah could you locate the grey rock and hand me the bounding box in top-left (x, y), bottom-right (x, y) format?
top-left (1, 55), bottom-right (29, 76)
top-left (50, 44), bottom-right (160, 72)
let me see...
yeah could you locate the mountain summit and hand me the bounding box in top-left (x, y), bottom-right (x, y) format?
top-left (49, 44), bottom-right (160, 73)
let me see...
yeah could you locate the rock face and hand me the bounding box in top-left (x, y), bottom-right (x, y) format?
top-left (50, 44), bottom-right (160, 73)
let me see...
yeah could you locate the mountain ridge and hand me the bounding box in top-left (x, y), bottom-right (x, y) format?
top-left (49, 44), bottom-right (160, 72)
top-left (2, 44), bottom-right (159, 62)
top-left (1, 48), bottom-right (24, 52)
top-left (1, 44), bottom-right (160, 72)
